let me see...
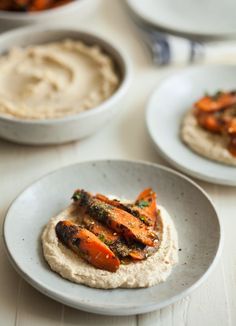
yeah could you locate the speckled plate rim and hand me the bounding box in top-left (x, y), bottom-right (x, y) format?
top-left (146, 65), bottom-right (236, 186)
top-left (3, 159), bottom-right (223, 315)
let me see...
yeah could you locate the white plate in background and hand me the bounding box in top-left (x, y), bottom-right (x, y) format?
top-left (146, 65), bottom-right (236, 186)
top-left (127, 0), bottom-right (236, 39)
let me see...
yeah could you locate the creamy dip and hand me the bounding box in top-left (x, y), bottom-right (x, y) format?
top-left (42, 203), bottom-right (178, 289)
top-left (181, 110), bottom-right (236, 166)
top-left (0, 40), bottom-right (119, 119)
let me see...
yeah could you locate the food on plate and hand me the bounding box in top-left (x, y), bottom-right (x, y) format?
top-left (0, 0), bottom-right (73, 12)
top-left (56, 220), bottom-right (120, 273)
top-left (0, 39), bottom-right (119, 120)
top-left (181, 90), bottom-right (236, 166)
top-left (42, 188), bottom-right (178, 289)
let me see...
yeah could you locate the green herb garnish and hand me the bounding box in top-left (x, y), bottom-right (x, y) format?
top-left (212, 90), bottom-right (223, 100)
top-left (137, 200), bottom-right (149, 208)
top-left (98, 234), bottom-right (105, 243)
top-left (139, 215), bottom-right (146, 222)
top-left (105, 239), bottom-right (113, 246)
top-left (72, 192), bottom-right (80, 201)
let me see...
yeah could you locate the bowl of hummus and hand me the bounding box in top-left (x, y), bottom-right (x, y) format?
top-left (0, 26), bottom-right (130, 144)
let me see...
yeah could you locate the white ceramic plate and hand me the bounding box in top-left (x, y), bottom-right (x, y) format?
top-left (146, 65), bottom-right (236, 186)
top-left (127, 0), bottom-right (236, 39)
top-left (3, 160), bottom-right (222, 315)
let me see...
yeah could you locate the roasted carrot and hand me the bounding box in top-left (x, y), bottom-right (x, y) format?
top-left (28, 0), bottom-right (52, 11)
top-left (226, 119), bottom-right (236, 157)
top-left (56, 220), bottom-right (120, 272)
top-left (73, 190), bottom-right (157, 247)
top-left (82, 213), bottom-right (152, 260)
top-left (49, 0), bottom-right (72, 8)
top-left (195, 111), bottom-right (222, 133)
top-left (82, 214), bottom-right (119, 245)
top-left (195, 91), bottom-right (236, 113)
top-left (135, 188), bottom-right (159, 227)
top-left (95, 194), bottom-right (124, 209)
top-left (95, 193), bottom-right (149, 223)
top-left (0, 0), bottom-right (72, 11)
top-left (95, 193), bottom-right (156, 226)
top-left (227, 118), bottom-right (236, 135)
top-left (0, 0), bottom-right (12, 10)
top-left (129, 249), bottom-right (146, 260)
top-left (228, 136), bottom-right (236, 157)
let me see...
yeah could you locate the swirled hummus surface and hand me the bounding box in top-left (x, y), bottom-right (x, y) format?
top-left (0, 40), bottom-right (119, 119)
top-left (42, 204), bottom-right (178, 289)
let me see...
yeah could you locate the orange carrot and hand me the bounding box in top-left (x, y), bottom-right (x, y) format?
top-left (82, 213), bottom-right (152, 260)
top-left (95, 193), bottom-right (156, 227)
top-left (49, 0), bottom-right (72, 8)
top-left (82, 214), bottom-right (119, 245)
top-left (0, 0), bottom-right (12, 10)
top-left (135, 188), bottom-right (158, 227)
top-left (73, 190), bottom-right (157, 247)
top-left (28, 0), bottom-right (52, 11)
top-left (129, 249), bottom-right (146, 260)
top-left (56, 220), bottom-right (120, 272)
top-left (195, 112), bottom-right (222, 133)
top-left (227, 119), bottom-right (236, 157)
top-left (195, 91), bottom-right (236, 113)
top-left (95, 194), bottom-right (123, 209)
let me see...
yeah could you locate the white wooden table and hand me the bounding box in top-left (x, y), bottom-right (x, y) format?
top-left (1, 1), bottom-right (235, 325)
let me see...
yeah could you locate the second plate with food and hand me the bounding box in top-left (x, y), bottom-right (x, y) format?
top-left (146, 65), bottom-right (236, 186)
top-left (3, 160), bottom-right (222, 315)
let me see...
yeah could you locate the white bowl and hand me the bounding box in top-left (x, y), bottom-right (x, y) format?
top-left (0, 0), bottom-right (91, 30)
top-left (0, 26), bottom-right (130, 145)
top-left (3, 160), bottom-right (222, 315)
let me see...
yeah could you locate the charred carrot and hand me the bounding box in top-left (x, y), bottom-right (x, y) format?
top-left (195, 91), bottom-right (236, 113)
top-left (0, 0), bottom-right (12, 10)
top-left (56, 220), bottom-right (120, 272)
top-left (95, 193), bottom-right (155, 226)
top-left (28, 0), bottom-right (52, 11)
top-left (72, 190), bottom-right (157, 247)
top-left (82, 214), bottom-right (119, 245)
top-left (129, 249), bottom-right (146, 260)
top-left (49, 0), bottom-right (72, 8)
top-left (135, 188), bottom-right (159, 227)
top-left (195, 112), bottom-right (222, 133)
top-left (226, 119), bottom-right (236, 157)
top-left (82, 213), bottom-right (150, 260)
top-left (95, 194), bottom-right (124, 209)
top-left (227, 118), bottom-right (236, 135)
top-left (4, 0), bottom-right (73, 11)
top-left (95, 193), bottom-right (148, 223)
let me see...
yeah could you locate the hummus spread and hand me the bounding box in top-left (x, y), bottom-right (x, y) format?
top-left (42, 203), bottom-right (178, 289)
top-left (0, 40), bottom-right (119, 119)
top-left (181, 110), bottom-right (236, 166)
